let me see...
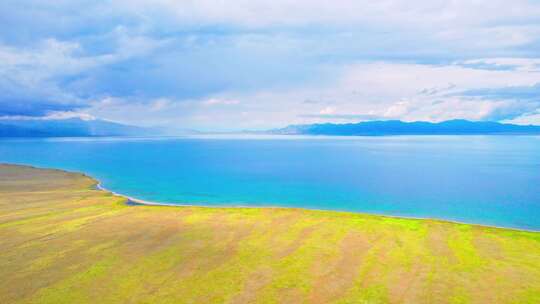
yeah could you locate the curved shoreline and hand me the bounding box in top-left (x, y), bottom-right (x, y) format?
top-left (4, 164), bottom-right (540, 303)
top-left (93, 180), bottom-right (539, 233)
top-left (2, 162), bottom-right (538, 233)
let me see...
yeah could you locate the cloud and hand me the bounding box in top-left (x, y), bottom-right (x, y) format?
top-left (0, 29), bottom-right (168, 117)
top-left (319, 106), bottom-right (336, 115)
top-left (1, 1), bottom-right (540, 128)
top-left (123, 1), bottom-right (540, 29)
top-left (108, 0), bottom-right (540, 59)
top-left (0, 111), bottom-right (96, 121)
top-left (454, 58), bottom-right (540, 72)
top-left (299, 114), bottom-right (381, 121)
top-left (202, 98), bottom-right (241, 106)
top-left (458, 83), bottom-right (540, 101)
top-left (0, 38), bottom-right (113, 116)
top-left (0, 99), bottom-right (84, 117)
top-left (183, 61), bottom-right (540, 128)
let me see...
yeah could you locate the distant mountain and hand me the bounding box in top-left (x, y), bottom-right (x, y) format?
top-left (0, 118), bottom-right (160, 137)
top-left (271, 120), bottom-right (540, 136)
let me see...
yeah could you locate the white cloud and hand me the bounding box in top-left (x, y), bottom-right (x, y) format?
top-left (0, 39), bottom-right (115, 79)
top-left (319, 106), bottom-right (336, 115)
top-left (61, 59), bottom-right (540, 129)
top-left (0, 30), bottom-right (167, 81)
top-left (0, 28), bottom-right (170, 117)
top-left (124, 0), bottom-right (540, 28)
top-left (455, 58), bottom-right (540, 72)
top-left (115, 0), bottom-right (540, 50)
top-left (2, 1), bottom-right (540, 128)
top-left (202, 98), bottom-right (241, 106)
top-left (44, 111), bottom-right (96, 121)
top-left (0, 111), bottom-right (95, 121)
top-left (506, 111), bottom-right (540, 125)
top-left (181, 60), bottom-right (540, 128)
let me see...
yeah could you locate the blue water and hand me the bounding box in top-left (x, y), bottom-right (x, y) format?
top-left (0, 135), bottom-right (539, 230)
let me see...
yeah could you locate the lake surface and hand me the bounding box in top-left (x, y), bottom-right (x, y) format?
top-left (1, 135), bottom-right (539, 230)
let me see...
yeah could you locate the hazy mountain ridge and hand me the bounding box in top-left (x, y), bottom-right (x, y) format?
top-left (0, 118), bottom-right (159, 137)
top-left (271, 120), bottom-right (540, 135)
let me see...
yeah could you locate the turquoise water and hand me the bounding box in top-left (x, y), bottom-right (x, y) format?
top-left (0, 135), bottom-right (539, 230)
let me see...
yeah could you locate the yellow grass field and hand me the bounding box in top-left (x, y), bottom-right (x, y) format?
top-left (0, 164), bottom-right (539, 303)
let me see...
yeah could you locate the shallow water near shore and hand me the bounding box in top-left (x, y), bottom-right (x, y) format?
top-left (1, 135), bottom-right (539, 230)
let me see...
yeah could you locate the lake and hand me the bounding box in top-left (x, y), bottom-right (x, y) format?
top-left (1, 135), bottom-right (539, 230)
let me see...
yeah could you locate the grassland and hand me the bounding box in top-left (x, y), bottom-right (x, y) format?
top-left (0, 164), bottom-right (539, 303)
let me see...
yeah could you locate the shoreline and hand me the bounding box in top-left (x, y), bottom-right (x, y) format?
top-left (2, 162), bottom-right (538, 233)
top-left (4, 165), bottom-right (539, 303)
top-left (94, 181), bottom-right (539, 234)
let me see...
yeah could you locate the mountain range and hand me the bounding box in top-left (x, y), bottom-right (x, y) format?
top-left (2, 118), bottom-right (540, 138)
top-left (271, 120), bottom-right (540, 136)
top-left (0, 118), bottom-right (158, 137)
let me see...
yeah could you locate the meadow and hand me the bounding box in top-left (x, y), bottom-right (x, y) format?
top-left (0, 164), bottom-right (539, 303)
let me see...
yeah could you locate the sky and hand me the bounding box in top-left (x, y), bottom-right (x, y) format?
top-left (1, 1), bottom-right (540, 131)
